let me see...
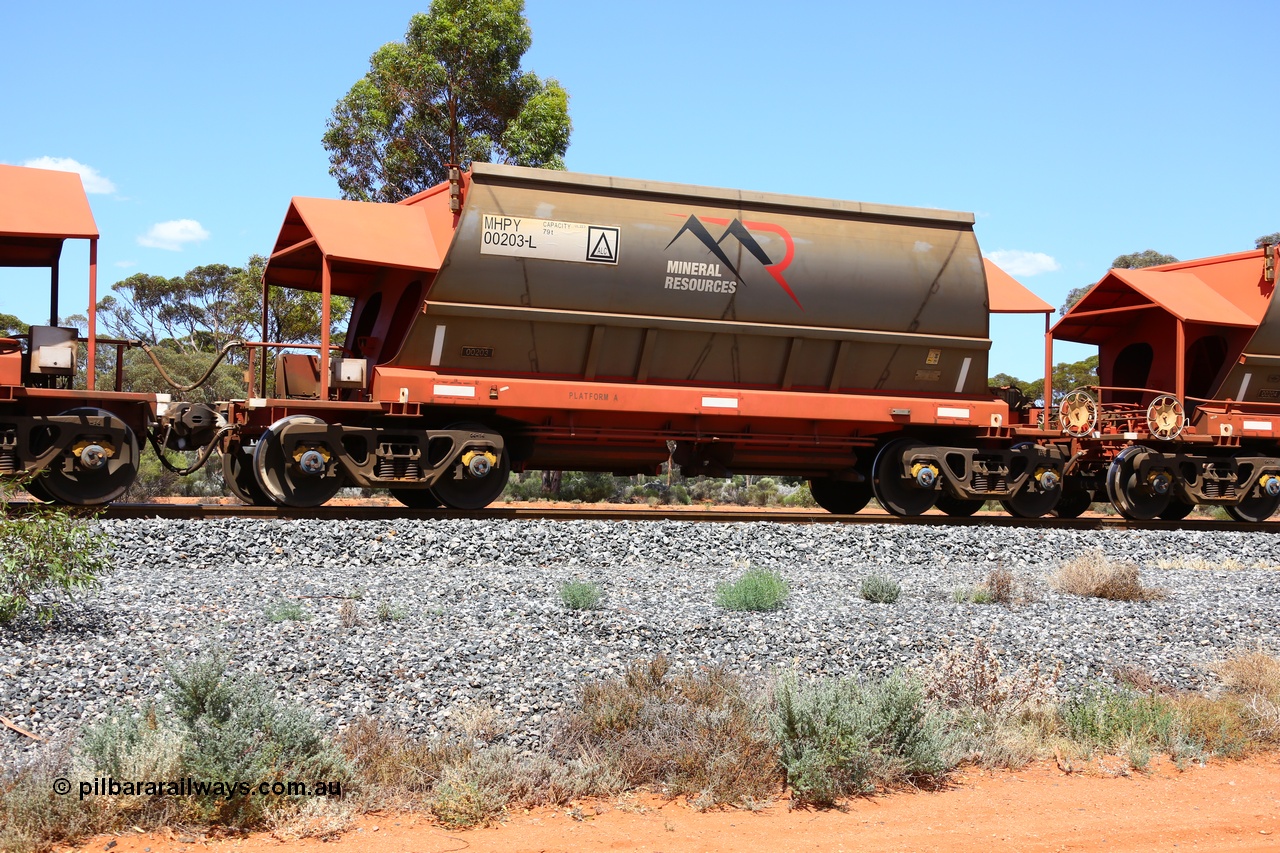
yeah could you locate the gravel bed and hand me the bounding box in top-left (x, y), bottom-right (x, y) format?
top-left (4, 517), bottom-right (1280, 769)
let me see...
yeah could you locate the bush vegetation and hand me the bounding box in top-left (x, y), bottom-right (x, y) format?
top-left (1053, 550), bottom-right (1165, 601)
top-left (860, 574), bottom-right (901, 604)
top-left (7, 640), bottom-right (1280, 850)
top-left (501, 470), bottom-right (814, 508)
top-left (559, 580), bottom-right (602, 610)
top-left (0, 648), bottom-right (349, 852)
top-left (264, 599), bottom-right (311, 622)
top-left (953, 568), bottom-right (1027, 607)
top-left (0, 478), bottom-right (113, 625)
top-left (715, 569), bottom-right (790, 612)
top-left (772, 671), bottom-right (952, 803)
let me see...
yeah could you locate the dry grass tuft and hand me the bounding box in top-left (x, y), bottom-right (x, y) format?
top-left (338, 599), bottom-right (362, 628)
top-left (1216, 648), bottom-right (1280, 745)
top-left (985, 568), bottom-right (1017, 605)
top-left (1052, 550), bottom-right (1166, 601)
top-left (1218, 649), bottom-right (1280, 701)
top-left (553, 656), bottom-right (777, 808)
top-left (924, 638), bottom-right (1059, 716)
top-left (267, 796), bottom-right (359, 841)
top-left (1109, 665), bottom-right (1173, 696)
top-left (337, 717), bottom-right (470, 808)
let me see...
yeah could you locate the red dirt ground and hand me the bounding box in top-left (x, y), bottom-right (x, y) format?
top-left (69, 755), bottom-right (1280, 853)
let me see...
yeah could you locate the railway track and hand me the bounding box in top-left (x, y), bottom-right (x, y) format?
top-left (5, 501), bottom-right (1279, 533)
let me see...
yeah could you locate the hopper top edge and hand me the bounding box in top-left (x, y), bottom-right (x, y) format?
top-left (468, 163), bottom-right (976, 227)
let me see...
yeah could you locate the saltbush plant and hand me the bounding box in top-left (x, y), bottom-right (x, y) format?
top-left (0, 478), bottom-right (113, 624)
top-left (771, 671), bottom-right (953, 804)
top-left (264, 599), bottom-right (311, 622)
top-left (559, 580), bottom-right (602, 610)
top-left (715, 569), bottom-right (790, 612)
top-left (860, 574), bottom-right (901, 604)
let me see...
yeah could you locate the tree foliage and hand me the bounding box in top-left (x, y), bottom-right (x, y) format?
top-left (1256, 232), bottom-right (1280, 249)
top-left (990, 355), bottom-right (1099, 406)
top-left (322, 0), bottom-right (571, 203)
top-left (0, 312), bottom-right (25, 336)
top-left (0, 479), bottom-right (113, 624)
top-left (94, 256), bottom-right (350, 404)
top-left (1110, 249), bottom-right (1178, 270)
top-left (1060, 249), bottom-right (1180, 315)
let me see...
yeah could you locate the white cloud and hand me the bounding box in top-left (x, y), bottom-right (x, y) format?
top-left (114, 260), bottom-right (137, 269)
top-left (21, 156), bottom-right (117, 194)
top-left (137, 219), bottom-right (210, 251)
top-left (985, 249), bottom-right (1061, 277)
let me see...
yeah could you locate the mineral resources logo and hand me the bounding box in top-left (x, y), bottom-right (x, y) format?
top-left (663, 214), bottom-right (800, 308)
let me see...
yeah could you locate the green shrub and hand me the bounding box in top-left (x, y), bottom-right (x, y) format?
top-left (781, 483), bottom-right (818, 508)
top-left (715, 569), bottom-right (789, 612)
top-left (952, 585), bottom-right (993, 604)
top-left (771, 672), bottom-right (954, 804)
top-left (860, 575), bottom-right (901, 604)
top-left (559, 472), bottom-right (621, 503)
top-left (0, 481), bottom-right (113, 624)
top-left (376, 601), bottom-right (408, 622)
top-left (743, 477), bottom-right (780, 507)
top-left (502, 473), bottom-right (546, 502)
top-left (559, 581), bottom-right (602, 610)
top-left (163, 649), bottom-right (351, 827)
top-left (1060, 686), bottom-right (1183, 755)
top-left (428, 764), bottom-right (509, 828)
top-left (264, 599), bottom-right (311, 622)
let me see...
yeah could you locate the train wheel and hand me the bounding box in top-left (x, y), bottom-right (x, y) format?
top-left (1001, 442), bottom-right (1062, 518)
top-left (935, 493), bottom-right (984, 517)
top-left (871, 438), bottom-right (938, 517)
top-left (1225, 492), bottom-right (1280, 523)
top-left (221, 442), bottom-right (271, 506)
top-left (23, 475), bottom-right (55, 503)
top-left (1002, 482), bottom-right (1062, 518)
top-left (431, 423), bottom-right (509, 510)
top-left (808, 477), bottom-right (873, 514)
top-left (390, 487), bottom-right (442, 510)
top-left (37, 408), bottom-right (139, 505)
top-left (252, 415), bottom-right (346, 508)
top-left (1051, 487), bottom-right (1094, 519)
top-left (1158, 500), bottom-right (1195, 521)
top-left (1105, 446), bottom-right (1171, 521)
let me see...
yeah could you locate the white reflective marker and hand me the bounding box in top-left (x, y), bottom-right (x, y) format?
top-left (430, 324), bottom-right (446, 366)
top-left (433, 385), bottom-right (475, 398)
top-left (955, 357), bottom-right (972, 393)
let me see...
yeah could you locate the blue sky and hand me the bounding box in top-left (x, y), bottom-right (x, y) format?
top-left (3, 0), bottom-right (1276, 378)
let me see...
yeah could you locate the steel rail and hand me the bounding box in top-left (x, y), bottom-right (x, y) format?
top-left (5, 502), bottom-right (1279, 533)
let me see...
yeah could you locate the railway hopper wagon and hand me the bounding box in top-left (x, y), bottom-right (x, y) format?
top-left (205, 163), bottom-right (1064, 514)
top-left (1052, 246), bottom-right (1280, 521)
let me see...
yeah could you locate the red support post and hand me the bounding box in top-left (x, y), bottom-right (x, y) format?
top-left (320, 258), bottom-right (332, 401)
top-left (1042, 313), bottom-right (1053, 426)
top-left (259, 275), bottom-right (269, 398)
top-left (87, 238), bottom-right (97, 391)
